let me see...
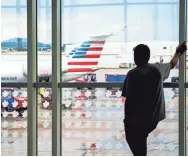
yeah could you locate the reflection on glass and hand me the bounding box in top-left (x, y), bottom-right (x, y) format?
top-left (1, 88), bottom-right (28, 156)
top-left (49, 87), bottom-right (178, 155)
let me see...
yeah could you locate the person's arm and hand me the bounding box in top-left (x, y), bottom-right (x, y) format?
top-left (121, 78), bottom-right (127, 98)
top-left (169, 53), bottom-right (180, 69)
top-left (170, 41), bottom-right (187, 69)
top-left (121, 72), bottom-right (130, 98)
top-left (154, 41), bottom-right (186, 80)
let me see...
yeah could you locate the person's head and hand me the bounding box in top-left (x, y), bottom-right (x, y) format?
top-left (133, 44), bottom-right (150, 67)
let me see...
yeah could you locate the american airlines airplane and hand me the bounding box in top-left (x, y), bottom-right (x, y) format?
top-left (1, 33), bottom-right (114, 83)
top-left (2, 36), bottom-right (186, 84)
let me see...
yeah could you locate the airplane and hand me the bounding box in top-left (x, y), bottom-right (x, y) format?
top-left (1, 33), bottom-right (117, 115)
top-left (2, 31), bottom-right (188, 85)
top-left (1, 33), bottom-right (114, 83)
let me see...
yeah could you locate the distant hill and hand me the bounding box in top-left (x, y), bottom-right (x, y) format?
top-left (1, 38), bottom-right (51, 51)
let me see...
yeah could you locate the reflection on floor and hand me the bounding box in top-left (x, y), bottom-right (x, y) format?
top-left (1, 88), bottom-right (188, 156)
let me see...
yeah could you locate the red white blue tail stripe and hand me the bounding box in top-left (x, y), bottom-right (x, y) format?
top-left (66, 34), bottom-right (112, 72)
top-left (67, 41), bottom-right (105, 66)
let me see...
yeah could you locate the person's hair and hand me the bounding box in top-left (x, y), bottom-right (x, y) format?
top-left (133, 44), bottom-right (150, 66)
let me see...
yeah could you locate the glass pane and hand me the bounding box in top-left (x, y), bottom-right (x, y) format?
top-left (125, 1), bottom-right (179, 155)
top-left (1, 3), bottom-right (28, 156)
top-left (1, 88), bottom-right (28, 156)
top-left (61, 0), bottom-right (180, 156)
top-left (37, 2), bottom-right (52, 155)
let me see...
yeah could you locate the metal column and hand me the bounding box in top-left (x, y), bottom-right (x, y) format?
top-left (52, 0), bottom-right (62, 155)
top-left (27, 0), bottom-right (38, 155)
top-left (179, 0), bottom-right (187, 155)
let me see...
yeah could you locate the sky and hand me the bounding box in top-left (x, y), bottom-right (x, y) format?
top-left (1, 0), bottom-right (180, 44)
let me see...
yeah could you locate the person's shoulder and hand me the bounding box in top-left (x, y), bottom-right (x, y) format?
top-left (126, 68), bottom-right (135, 76)
top-left (148, 63), bottom-right (158, 68)
top-left (148, 63), bottom-right (160, 71)
top-left (151, 62), bottom-right (169, 68)
top-left (148, 63), bottom-right (161, 76)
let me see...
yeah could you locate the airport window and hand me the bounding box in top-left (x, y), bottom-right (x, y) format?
top-left (1, 0), bottom-right (188, 156)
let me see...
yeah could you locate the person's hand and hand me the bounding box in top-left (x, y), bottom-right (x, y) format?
top-left (176, 41), bottom-right (187, 56)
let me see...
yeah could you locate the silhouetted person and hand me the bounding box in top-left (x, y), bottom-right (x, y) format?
top-left (121, 42), bottom-right (187, 156)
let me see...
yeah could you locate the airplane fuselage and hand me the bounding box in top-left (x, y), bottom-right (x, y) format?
top-left (1, 60), bottom-right (97, 83)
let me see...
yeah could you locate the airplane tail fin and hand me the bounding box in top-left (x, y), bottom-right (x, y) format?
top-left (67, 33), bottom-right (113, 72)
